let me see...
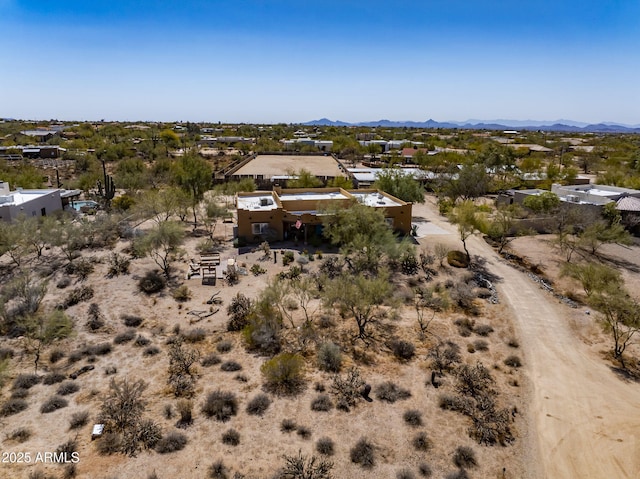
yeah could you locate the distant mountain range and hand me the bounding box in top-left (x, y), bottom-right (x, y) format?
top-left (303, 118), bottom-right (640, 133)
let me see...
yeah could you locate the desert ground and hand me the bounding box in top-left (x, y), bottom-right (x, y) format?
top-left (1, 194), bottom-right (639, 479)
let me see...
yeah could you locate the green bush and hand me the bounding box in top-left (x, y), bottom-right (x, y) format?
top-left (172, 285), bottom-right (192, 302)
top-left (138, 270), bottom-right (166, 294)
top-left (282, 251), bottom-right (294, 266)
top-left (226, 293), bottom-right (253, 332)
top-left (261, 353), bottom-right (305, 395)
top-left (317, 342), bottom-right (342, 373)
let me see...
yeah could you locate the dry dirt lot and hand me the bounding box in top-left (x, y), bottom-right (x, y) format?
top-left (232, 155), bottom-right (344, 178)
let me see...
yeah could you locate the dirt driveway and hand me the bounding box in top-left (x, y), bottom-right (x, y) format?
top-left (413, 198), bottom-right (640, 479)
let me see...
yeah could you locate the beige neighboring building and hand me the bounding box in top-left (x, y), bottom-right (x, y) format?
top-left (236, 187), bottom-right (412, 243)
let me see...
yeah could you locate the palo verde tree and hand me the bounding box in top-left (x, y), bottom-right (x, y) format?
top-left (373, 167), bottom-right (425, 203)
top-left (286, 168), bottom-right (323, 188)
top-left (135, 221), bottom-right (185, 278)
top-left (173, 153), bottom-right (212, 229)
top-left (323, 270), bottom-right (394, 343)
top-left (448, 200), bottom-right (486, 262)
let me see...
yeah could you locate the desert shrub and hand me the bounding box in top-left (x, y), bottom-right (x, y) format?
top-left (172, 285), bottom-right (192, 302)
top-left (331, 367), bottom-right (365, 412)
top-left (403, 409), bottom-right (423, 427)
top-left (221, 361), bottom-right (242, 372)
top-left (507, 338), bottom-right (519, 348)
top-left (221, 428), bottom-right (240, 446)
top-left (445, 470), bottom-right (470, 479)
top-left (42, 372), bottom-right (66, 385)
top-left (453, 446), bottom-right (477, 468)
top-left (146, 471), bottom-right (158, 479)
top-left (7, 427), bottom-right (32, 443)
top-left (454, 317), bottom-right (474, 337)
top-left (428, 342), bottom-right (461, 374)
top-left (91, 342), bottom-right (112, 356)
top-left (10, 388), bottom-right (29, 399)
top-left (138, 270), bottom-right (166, 294)
top-left (317, 342), bottom-right (342, 373)
top-left (316, 437), bottom-right (335, 456)
top-left (114, 329), bottom-right (136, 344)
top-left (280, 451), bottom-right (333, 479)
top-left (56, 276), bottom-right (72, 289)
top-left (208, 460), bottom-right (229, 479)
top-left (447, 250), bottom-right (469, 268)
top-left (107, 253), bottom-right (130, 277)
top-left (86, 303), bottom-right (105, 331)
top-left (96, 431), bottom-right (122, 455)
top-left (57, 381), bottom-right (80, 396)
top-left (418, 463), bottom-right (433, 477)
top-left (183, 328), bottom-right (206, 343)
top-left (226, 293), bottom-right (253, 332)
top-left (311, 394), bottom-right (333, 412)
top-left (314, 382), bottom-right (326, 392)
top-left (201, 353), bottom-right (222, 367)
top-left (412, 432), bottom-right (432, 451)
top-left (375, 381), bottom-right (411, 403)
top-left (0, 398), bottom-right (28, 416)
top-left (397, 469), bottom-right (416, 479)
top-left (40, 395), bottom-right (68, 413)
top-left (49, 348), bottom-right (65, 364)
top-left (250, 264), bottom-right (266, 276)
top-left (164, 403), bottom-right (174, 419)
top-left (66, 259), bottom-right (94, 279)
top-left (504, 355), bottom-right (522, 368)
top-left (456, 363), bottom-right (494, 397)
top-left (13, 373), bottom-right (41, 390)
top-left (350, 438), bottom-right (375, 469)
top-left (438, 394), bottom-right (474, 415)
top-left (473, 339), bottom-right (489, 352)
top-left (0, 347), bottom-right (14, 360)
top-left (242, 313), bottom-right (282, 356)
top-left (282, 251), bottom-right (294, 266)
top-left (281, 419), bottom-right (297, 433)
top-left (296, 425), bottom-right (312, 439)
top-left (246, 393), bottom-right (271, 416)
top-left (69, 410), bottom-right (90, 430)
top-left (61, 285), bottom-right (94, 309)
top-left (234, 374), bottom-right (248, 382)
top-left (144, 346), bottom-right (160, 356)
top-left (261, 353), bottom-right (305, 395)
top-left (216, 340), bottom-right (233, 353)
top-left (176, 399), bottom-right (193, 426)
top-left (134, 335), bottom-right (151, 347)
top-left (224, 265), bottom-right (239, 285)
top-left (474, 324), bottom-right (494, 336)
top-left (389, 339), bottom-right (415, 361)
top-left (55, 437), bottom-right (77, 457)
top-left (155, 431), bottom-right (187, 454)
top-left (122, 314), bottom-right (143, 327)
top-left (202, 390), bottom-right (238, 422)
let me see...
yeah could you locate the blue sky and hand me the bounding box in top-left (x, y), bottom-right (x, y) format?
top-left (1, 0), bottom-right (639, 124)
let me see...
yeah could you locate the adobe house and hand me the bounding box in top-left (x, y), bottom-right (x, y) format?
top-left (236, 187), bottom-right (412, 244)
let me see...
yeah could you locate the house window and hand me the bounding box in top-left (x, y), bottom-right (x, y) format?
top-left (385, 217), bottom-right (394, 227)
top-left (252, 223), bottom-right (270, 235)
top-left (41, 207), bottom-right (46, 216)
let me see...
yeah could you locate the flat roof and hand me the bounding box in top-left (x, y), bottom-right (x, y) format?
top-left (0, 189), bottom-right (60, 207)
top-left (279, 191), bottom-right (349, 202)
top-left (236, 193), bottom-right (279, 211)
top-left (233, 154), bottom-right (344, 178)
top-left (351, 191), bottom-right (403, 207)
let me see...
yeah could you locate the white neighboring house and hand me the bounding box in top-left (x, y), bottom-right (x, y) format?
top-left (0, 181), bottom-right (63, 222)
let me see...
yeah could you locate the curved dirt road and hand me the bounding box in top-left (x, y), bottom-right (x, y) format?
top-left (416, 200), bottom-right (640, 478)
